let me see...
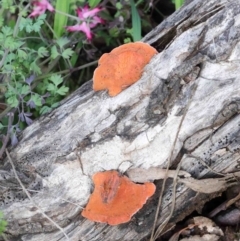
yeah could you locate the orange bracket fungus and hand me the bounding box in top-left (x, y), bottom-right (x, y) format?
top-left (81, 170), bottom-right (156, 225)
top-left (93, 42), bottom-right (158, 96)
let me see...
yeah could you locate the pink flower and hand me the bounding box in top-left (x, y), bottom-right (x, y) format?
top-left (76, 6), bottom-right (101, 20)
top-left (29, 0), bottom-right (54, 18)
top-left (66, 5), bottom-right (104, 41)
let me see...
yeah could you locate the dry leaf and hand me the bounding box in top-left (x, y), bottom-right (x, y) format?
top-left (178, 175), bottom-right (238, 194)
top-left (127, 167), bottom-right (190, 183)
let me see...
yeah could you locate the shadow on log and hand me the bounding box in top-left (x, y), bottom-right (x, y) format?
top-left (1, 0), bottom-right (240, 240)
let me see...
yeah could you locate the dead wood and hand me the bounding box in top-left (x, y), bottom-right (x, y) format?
top-left (1, 0), bottom-right (240, 240)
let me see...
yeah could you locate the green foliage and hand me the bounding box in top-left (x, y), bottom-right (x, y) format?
top-left (48, 75), bottom-right (69, 96)
top-left (116, 2), bottom-right (123, 10)
top-left (172, 0), bottom-right (185, 9)
top-left (51, 45), bottom-right (60, 59)
top-left (49, 37), bottom-right (74, 59)
top-left (61, 48), bottom-right (74, 59)
top-left (0, 27), bottom-right (24, 53)
top-left (0, 1), bottom-right (71, 143)
top-left (56, 37), bottom-right (70, 48)
top-left (19, 14), bottom-right (46, 33)
top-left (0, 212), bottom-right (7, 235)
top-left (1, 0), bottom-right (14, 9)
top-left (88, 0), bottom-right (101, 8)
top-left (35, 75), bottom-right (69, 115)
top-left (38, 47), bottom-right (49, 58)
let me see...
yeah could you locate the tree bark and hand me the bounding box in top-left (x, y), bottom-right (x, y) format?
top-left (1, 0), bottom-right (240, 240)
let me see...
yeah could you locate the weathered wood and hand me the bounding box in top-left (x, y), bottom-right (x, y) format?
top-left (1, 0), bottom-right (240, 240)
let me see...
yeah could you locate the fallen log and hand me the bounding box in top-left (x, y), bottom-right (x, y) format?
top-left (1, 0), bottom-right (240, 240)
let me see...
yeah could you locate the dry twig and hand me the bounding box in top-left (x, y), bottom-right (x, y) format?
top-left (6, 149), bottom-right (70, 241)
top-left (150, 82), bottom-right (199, 240)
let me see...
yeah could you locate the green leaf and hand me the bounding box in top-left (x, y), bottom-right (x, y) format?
top-left (6, 52), bottom-right (16, 63)
top-left (124, 37), bottom-right (132, 43)
top-left (20, 85), bottom-right (30, 95)
top-left (1, 26), bottom-right (13, 36)
top-left (3, 64), bottom-right (14, 72)
top-left (88, 0), bottom-right (101, 8)
top-left (7, 95), bottom-right (19, 107)
top-left (31, 94), bottom-right (42, 107)
top-left (51, 102), bottom-right (59, 108)
top-left (4, 36), bottom-right (14, 49)
top-left (0, 17), bottom-right (4, 27)
top-left (175, 0), bottom-right (185, 9)
top-left (19, 14), bottom-right (45, 33)
top-left (47, 83), bottom-right (57, 93)
top-left (116, 2), bottom-right (123, 9)
top-left (9, 6), bottom-right (16, 13)
top-left (2, 0), bottom-right (13, 9)
top-left (109, 27), bottom-right (119, 38)
top-left (0, 33), bottom-right (4, 42)
top-left (17, 49), bottom-right (27, 59)
top-left (0, 211), bottom-right (7, 235)
top-left (0, 122), bottom-right (4, 130)
top-left (32, 14), bottom-right (46, 32)
top-left (53, 0), bottom-right (70, 38)
top-left (51, 46), bottom-right (59, 59)
top-left (61, 48), bottom-right (74, 59)
top-left (38, 47), bottom-right (49, 57)
top-left (40, 106), bottom-right (52, 115)
top-left (26, 24), bottom-right (33, 33)
top-left (37, 14), bottom-right (47, 21)
top-left (57, 86), bottom-right (69, 96)
top-left (30, 62), bottom-right (42, 74)
top-left (20, 9), bottom-right (28, 18)
top-left (130, 0), bottom-right (141, 41)
top-left (49, 75), bottom-right (63, 86)
top-left (56, 37), bottom-right (70, 49)
top-left (19, 17), bottom-right (33, 32)
top-left (4, 37), bottom-right (24, 51)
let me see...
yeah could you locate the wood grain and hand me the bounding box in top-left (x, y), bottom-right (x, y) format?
top-left (1, 0), bottom-right (240, 240)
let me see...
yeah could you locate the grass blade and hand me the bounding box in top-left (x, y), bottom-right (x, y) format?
top-left (130, 0), bottom-right (141, 41)
top-left (53, 0), bottom-right (70, 38)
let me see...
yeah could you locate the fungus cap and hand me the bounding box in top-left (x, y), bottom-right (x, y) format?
top-left (93, 42), bottom-right (158, 96)
top-left (81, 170), bottom-right (156, 225)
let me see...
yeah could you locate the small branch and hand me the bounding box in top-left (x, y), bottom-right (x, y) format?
top-left (4, 185), bottom-right (84, 209)
top-left (0, 105), bottom-right (12, 121)
top-left (37, 60), bottom-right (98, 80)
top-left (150, 82), bottom-right (199, 240)
top-left (0, 50), bottom-right (9, 69)
top-left (1, 233), bottom-right (8, 241)
top-left (6, 149), bottom-right (70, 241)
top-left (30, 60), bottom-right (98, 90)
top-left (0, 113), bottom-right (14, 159)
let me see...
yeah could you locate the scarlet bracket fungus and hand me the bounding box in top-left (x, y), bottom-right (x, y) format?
top-left (93, 42), bottom-right (158, 96)
top-left (81, 170), bottom-right (156, 225)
